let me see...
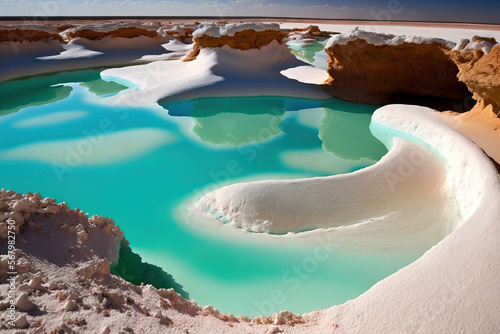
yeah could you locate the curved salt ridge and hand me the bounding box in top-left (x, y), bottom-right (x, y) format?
top-left (372, 105), bottom-right (500, 222)
top-left (190, 105), bottom-right (500, 251)
top-left (192, 137), bottom-right (453, 233)
top-left (320, 105), bottom-right (500, 333)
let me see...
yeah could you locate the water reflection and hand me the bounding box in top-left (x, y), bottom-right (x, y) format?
top-left (164, 96), bottom-right (387, 161)
top-left (0, 68), bottom-right (127, 117)
top-left (165, 97), bottom-right (290, 146)
top-left (319, 100), bottom-right (388, 161)
top-left (289, 41), bottom-right (325, 64)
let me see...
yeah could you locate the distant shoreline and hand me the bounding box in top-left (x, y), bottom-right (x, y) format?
top-left (1, 16), bottom-right (499, 31)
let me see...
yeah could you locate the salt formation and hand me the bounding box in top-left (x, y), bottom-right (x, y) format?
top-left (184, 22), bottom-right (285, 61)
top-left (102, 23), bottom-right (329, 105)
top-left (0, 22), bottom-right (186, 82)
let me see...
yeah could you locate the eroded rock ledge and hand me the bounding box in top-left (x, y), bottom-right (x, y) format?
top-left (184, 23), bottom-right (286, 61)
top-left (0, 25), bottom-right (63, 43)
top-left (288, 25), bottom-right (335, 39)
top-left (324, 28), bottom-right (471, 106)
top-left (451, 37), bottom-right (500, 114)
top-left (60, 22), bottom-right (162, 41)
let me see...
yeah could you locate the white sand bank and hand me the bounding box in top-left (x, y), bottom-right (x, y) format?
top-left (101, 40), bottom-right (330, 106)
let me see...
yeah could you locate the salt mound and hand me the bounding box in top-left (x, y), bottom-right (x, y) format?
top-left (192, 23), bottom-right (281, 38)
top-left (326, 27), bottom-right (455, 49)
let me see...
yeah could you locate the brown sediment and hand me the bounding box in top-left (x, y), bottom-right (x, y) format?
top-left (55, 24), bottom-right (75, 32)
top-left (324, 38), bottom-right (470, 106)
top-left (184, 29), bottom-right (285, 62)
top-left (0, 29), bottom-right (63, 42)
top-left (470, 35), bottom-right (498, 44)
top-left (183, 43), bottom-right (201, 62)
top-left (65, 27), bottom-right (159, 40)
top-left (195, 29), bottom-right (285, 50)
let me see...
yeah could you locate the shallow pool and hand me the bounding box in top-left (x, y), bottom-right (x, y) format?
top-left (0, 68), bottom-right (429, 317)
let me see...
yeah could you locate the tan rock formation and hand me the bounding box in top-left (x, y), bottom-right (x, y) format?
top-left (0, 28), bottom-right (63, 43)
top-left (64, 27), bottom-right (159, 41)
top-left (443, 39), bottom-right (500, 165)
top-left (184, 29), bottom-right (286, 61)
top-left (451, 38), bottom-right (500, 114)
top-left (289, 25), bottom-right (335, 39)
top-left (325, 39), bottom-right (470, 105)
top-left (165, 25), bottom-right (194, 42)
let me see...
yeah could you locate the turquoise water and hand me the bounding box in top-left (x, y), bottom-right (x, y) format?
top-left (0, 68), bottom-right (425, 317)
top-left (288, 40), bottom-right (329, 70)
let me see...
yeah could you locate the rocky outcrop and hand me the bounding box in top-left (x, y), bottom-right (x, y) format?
top-left (442, 38), bottom-right (500, 165)
top-left (0, 189), bottom-right (123, 264)
top-left (288, 25), bottom-right (335, 39)
top-left (163, 24), bottom-right (195, 43)
top-left (60, 22), bottom-right (161, 41)
top-left (324, 28), bottom-right (470, 106)
top-left (451, 37), bottom-right (500, 115)
top-left (65, 27), bottom-right (158, 40)
top-left (0, 25), bottom-right (63, 43)
top-left (184, 23), bottom-right (286, 61)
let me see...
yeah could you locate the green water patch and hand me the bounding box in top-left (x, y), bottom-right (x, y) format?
top-left (190, 97), bottom-right (286, 145)
top-left (0, 68), bottom-right (127, 117)
top-left (320, 100), bottom-right (388, 161)
top-left (164, 96), bottom-right (312, 146)
top-left (288, 40), bottom-right (329, 70)
top-left (111, 240), bottom-right (189, 298)
top-left (289, 41), bottom-right (325, 64)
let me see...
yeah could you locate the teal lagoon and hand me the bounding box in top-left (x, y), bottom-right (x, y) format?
top-left (0, 68), bottom-right (427, 317)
